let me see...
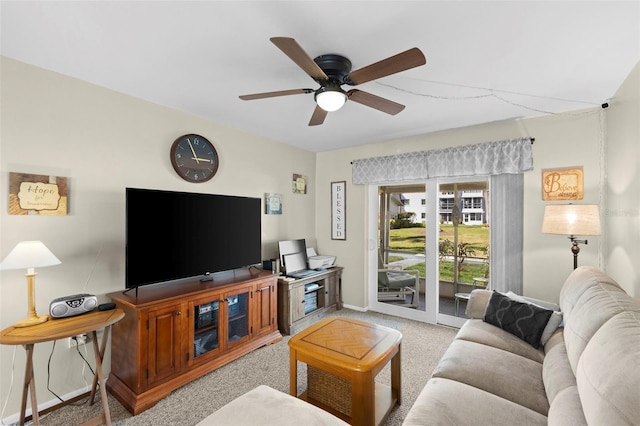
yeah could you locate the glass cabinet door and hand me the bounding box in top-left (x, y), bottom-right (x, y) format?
top-left (193, 300), bottom-right (219, 358)
top-left (226, 291), bottom-right (249, 345)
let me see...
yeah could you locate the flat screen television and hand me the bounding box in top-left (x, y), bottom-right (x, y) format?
top-left (125, 187), bottom-right (261, 289)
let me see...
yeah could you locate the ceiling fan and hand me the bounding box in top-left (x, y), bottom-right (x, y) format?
top-left (239, 37), bottom-right (427, 126)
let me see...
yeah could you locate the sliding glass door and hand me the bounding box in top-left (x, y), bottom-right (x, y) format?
top-left (368, 177), bottom-right (490, 327)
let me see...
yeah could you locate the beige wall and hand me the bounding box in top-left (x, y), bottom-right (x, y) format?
top-left (1, 55), bottom-right (638, 420)
top-left (603, 61), bottom-right (640, 296)
top-left (0, 57), bottom-right (317, 418)
top-left (316, 109), bottom-right (605, 307)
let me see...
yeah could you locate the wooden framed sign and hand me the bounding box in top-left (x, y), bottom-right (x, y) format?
top-left (542, 166), bottom-right (584, 201)
top-left (9, 172), bottom-right (68, 215)
top-left (331, 181), bottom-right (346, 240)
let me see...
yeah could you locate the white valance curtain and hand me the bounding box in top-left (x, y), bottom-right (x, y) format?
top-left (352, 137), bottom-right (533, 184)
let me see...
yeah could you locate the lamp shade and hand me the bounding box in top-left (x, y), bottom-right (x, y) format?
top-left (0, 241), bottom-right (61, 271)
top-left (542, 204), bottom-right (601, 236)
top-left (315, 88), bottom-right (347, 112)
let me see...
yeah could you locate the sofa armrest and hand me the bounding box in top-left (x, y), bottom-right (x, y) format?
top-left (465, 289), bottom-right (492, 318)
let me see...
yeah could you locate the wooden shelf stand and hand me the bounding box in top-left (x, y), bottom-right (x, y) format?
top-left (277, 266), bottom-right (343, 335)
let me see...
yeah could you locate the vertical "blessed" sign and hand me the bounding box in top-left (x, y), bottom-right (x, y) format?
top-left (331, 181), bottom-right (346, 240)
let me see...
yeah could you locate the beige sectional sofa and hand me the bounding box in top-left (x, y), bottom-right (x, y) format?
top-left (403, 266), bottom-right (640, 425)
top-left (198, 266), bottom-right (639, 425)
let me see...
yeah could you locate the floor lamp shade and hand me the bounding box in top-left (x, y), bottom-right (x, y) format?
top-left (541, 204), bottom-right (601, 236)
top-left (541, 204), bottom-right (600, 269)
top-left (0, 241), bottom-right (61, 327)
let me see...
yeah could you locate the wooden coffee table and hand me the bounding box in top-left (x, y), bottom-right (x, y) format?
top-left (289, 317), bottom-right (402, 426)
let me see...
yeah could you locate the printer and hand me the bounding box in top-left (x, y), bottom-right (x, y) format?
top-left (306, 248), bottom-right (336, 270)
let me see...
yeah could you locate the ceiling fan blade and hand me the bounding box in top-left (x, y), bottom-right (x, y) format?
top-left (346, 48), bottom-right (426, 85)
top-left (309, 105), bottom-right (328, 126)
top-left (270, 37), bottom-right (328, 81)
top-left (347, 89), bottom-right (405, 115)
top-left (239, 88), bottom-right (313, 101)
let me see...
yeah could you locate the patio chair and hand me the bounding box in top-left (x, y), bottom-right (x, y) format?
top-left (378, 252), bottom-right (419, 308)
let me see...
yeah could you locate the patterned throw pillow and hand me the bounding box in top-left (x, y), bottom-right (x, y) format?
top-left (483, 291), bottom-right (553, 348)
top-left (505, 291), bottom-right (563, 345)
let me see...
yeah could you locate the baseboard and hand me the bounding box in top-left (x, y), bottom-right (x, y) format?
top-left (1, 383), bottom-right (96, 425)
top-left (341, 303), bottom-right (367, 312)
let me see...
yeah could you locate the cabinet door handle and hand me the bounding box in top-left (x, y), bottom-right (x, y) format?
top-left (176, 311), bottom-right (181, 316)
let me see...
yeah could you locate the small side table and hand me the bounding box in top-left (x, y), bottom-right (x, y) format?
top-left (289, 317), bottom-right (402, 426)
top-left (454, 292), bottom-right (471, 316)
top-left (0, 308), bottom-right (124, 426)
top-left (455, 278), bottom-right (489, 316)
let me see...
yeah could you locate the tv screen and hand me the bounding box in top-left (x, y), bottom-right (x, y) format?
top-left (126, 188), bottom-right (261, 289)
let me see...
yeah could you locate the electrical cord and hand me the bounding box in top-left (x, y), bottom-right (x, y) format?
top-left (43, 337), bottom-right (100, 411)
top-left (374, 79), bottom-right (603, 115)
top-left (74, 339), bottom-right (96, 378)
top-left (47, 341), bottom-right (65, 403)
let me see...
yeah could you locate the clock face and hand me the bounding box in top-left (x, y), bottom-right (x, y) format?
top-left (170, 134), bottom-right (219, 183)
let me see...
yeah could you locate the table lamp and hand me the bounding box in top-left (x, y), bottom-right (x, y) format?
top-left (0, 241), bottom-right (61, 327)
top-left (541, 204), bottom-right (600, 269)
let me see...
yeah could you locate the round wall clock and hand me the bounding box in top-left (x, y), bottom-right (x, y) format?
top-left (170, 134), bottom-right (219, 183)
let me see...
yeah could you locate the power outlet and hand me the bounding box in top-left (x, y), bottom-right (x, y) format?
top-left (68, 333), bottom-right (88, 348)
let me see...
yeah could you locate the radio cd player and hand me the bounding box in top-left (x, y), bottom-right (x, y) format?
top-left (49, 293), bottom-right (98, 319)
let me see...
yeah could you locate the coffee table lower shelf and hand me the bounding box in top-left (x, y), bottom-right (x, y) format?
top-left (298, 383), bottom-right (397, 425)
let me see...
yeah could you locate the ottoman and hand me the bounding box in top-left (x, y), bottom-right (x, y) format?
top-left (196, 385), bottom-right (349, 426)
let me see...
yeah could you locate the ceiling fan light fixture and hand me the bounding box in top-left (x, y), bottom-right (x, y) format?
top-left (315, 86), bottom-right (347, 112)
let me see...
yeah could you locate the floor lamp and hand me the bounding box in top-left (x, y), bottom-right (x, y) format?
top-left (0, 241), bottom-right (61, 327)
top-left (541, 204), bottom-right (601, 269)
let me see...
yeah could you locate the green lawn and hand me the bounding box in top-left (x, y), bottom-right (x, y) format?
top-left (404, 261), bottom-right (486, 283)
top-left (387, 224), bottom-right (489, 283)
top-left (388, 225), bottom-right (489, 253)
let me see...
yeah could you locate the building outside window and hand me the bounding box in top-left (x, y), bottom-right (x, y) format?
top-left (401, 191), bottom-right (487, 225)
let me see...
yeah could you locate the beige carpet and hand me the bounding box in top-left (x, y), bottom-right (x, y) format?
top-left (37, 309), bottom-right (457, 425)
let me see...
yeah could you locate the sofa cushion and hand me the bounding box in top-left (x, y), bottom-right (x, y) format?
top-left (547, 386), bottom-right (588, 426)
top-left (577, 311), bottom-right (640, 425)
top-left (483, 290), bottom-right (553, 348)
top-left (542, 331), bottom-right (577, 404)
top-left (559, 265), bottom-right (621, 318)
top-left (563, 281), bottom-right (640, 372)
top-left (403, 377), bottom-right (547, 426)
top-left (196, 385), bottom-right (349, 426)
top-left (456, 319), bottom-right (544, 363)
top-left (431, 339), bottom-right (549, 415)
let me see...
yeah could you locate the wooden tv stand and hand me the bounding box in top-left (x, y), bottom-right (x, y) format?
top-left (106, 268), bottom-right (281, 415)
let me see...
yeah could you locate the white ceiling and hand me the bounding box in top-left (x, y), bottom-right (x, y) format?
top-left (2, 1), bottom-right (639, 152)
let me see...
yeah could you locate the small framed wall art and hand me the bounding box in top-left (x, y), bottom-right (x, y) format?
top-left (8, 172), bottom-right (68, 216)
top-left (331, 181), bottom-right (346, 240)
top-left (542, 166), bottom-right (584, 201)
top-left (292, 174), bottom-right (307, 194)
top-left (264, 193), bottom-right (282, 215)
